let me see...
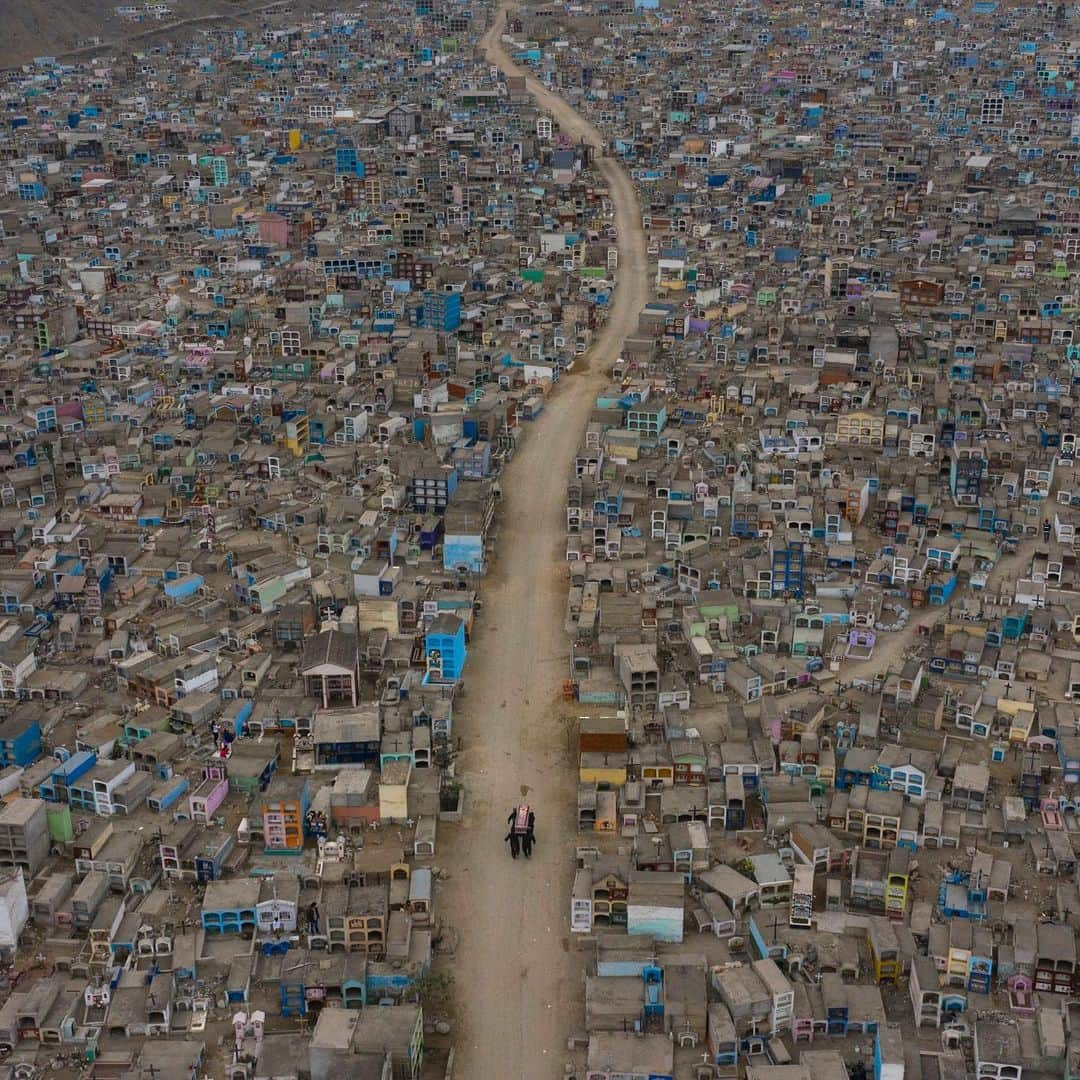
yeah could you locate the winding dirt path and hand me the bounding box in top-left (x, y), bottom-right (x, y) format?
top-left (436, 7), bottom-right (650, 1076)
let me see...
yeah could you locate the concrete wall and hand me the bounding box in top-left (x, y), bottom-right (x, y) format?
top-left (443, 534), bottom-right (483, 574)
top-left (628, 905), bottom-right (683, 943)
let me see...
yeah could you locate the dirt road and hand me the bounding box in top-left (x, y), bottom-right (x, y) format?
top-left (435, 7), bottom-right (649, 1077)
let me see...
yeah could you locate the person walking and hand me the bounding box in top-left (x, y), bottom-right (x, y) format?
top-left (505, 829), bottom-right (520, 859)
top-left (522, 811), bottom-right (537, 858)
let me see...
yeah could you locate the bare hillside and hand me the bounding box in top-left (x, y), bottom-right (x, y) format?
top-left (0, 0), bottom-right (276, 67)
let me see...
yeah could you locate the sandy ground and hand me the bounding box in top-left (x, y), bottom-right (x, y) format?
top-left (0, 0), bottom-right (325, 66)
top-left (434, 7), bottom-right (650, 1077)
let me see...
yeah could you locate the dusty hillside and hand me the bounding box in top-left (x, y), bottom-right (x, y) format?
top-left (0, 0), bottom-right (279, 67)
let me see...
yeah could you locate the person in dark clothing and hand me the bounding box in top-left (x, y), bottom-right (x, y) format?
top-left (522, 810), bottom-right (537, 858)
top-left (307, 901), bottom-right (320, 935)
top-left (505, 830), bottom-right (520, 858)
top-left (521, 829), bottom-right (534, 858)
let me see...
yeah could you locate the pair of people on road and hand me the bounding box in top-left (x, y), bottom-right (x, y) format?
top-left (505, 805), bottom-right (536, 859)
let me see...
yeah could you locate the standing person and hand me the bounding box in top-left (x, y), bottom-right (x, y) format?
top-left (522, 811), bottom-right (536, 858)
top-left (307, 901), bottom-right (320, 935)
top-left (505, 829), bottom-right (520, 859)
